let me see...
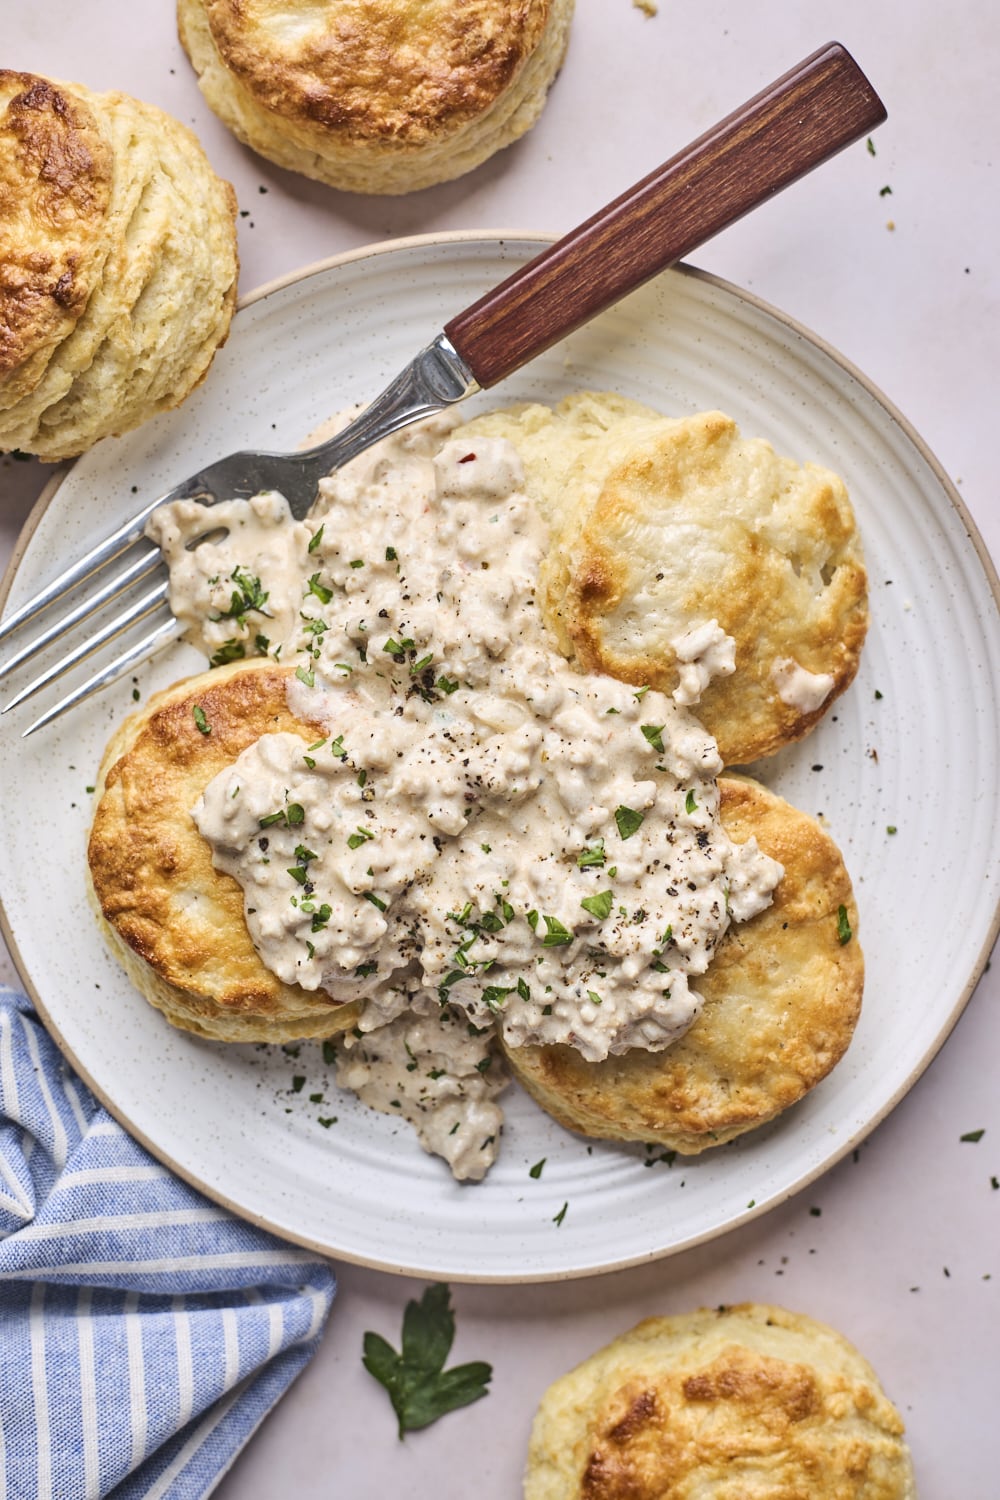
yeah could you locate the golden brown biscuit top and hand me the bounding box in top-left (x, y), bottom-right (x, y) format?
top-left (526, 1305), bottom-right (914, 1500)
top-left (88, 659), bottom-right (355, 1026)
top-left (201, 0), bottom-right (553, 141)
top-left (0, 70), bottom-right (112, 386)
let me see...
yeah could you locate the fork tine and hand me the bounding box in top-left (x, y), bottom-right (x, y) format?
top-left (20, 616), bottom-right (184, 738)
top-left (0, 502), bottom-right (164, 647)
top-left (0, 548), bottom-right (166, 684)
top-left (2, 579), bottom-right (171, 713)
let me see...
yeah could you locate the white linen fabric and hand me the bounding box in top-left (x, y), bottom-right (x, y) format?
top-left (0, 989), bottom-right (335, 1499)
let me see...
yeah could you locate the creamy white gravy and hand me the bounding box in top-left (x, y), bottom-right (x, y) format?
top-left (771, 657), bottom-right (835, 714)
top-left (152, 413), bottom-right (783, 1179)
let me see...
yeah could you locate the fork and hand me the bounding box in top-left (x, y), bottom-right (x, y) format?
top-left (0, 41), bottom-right (885, 735)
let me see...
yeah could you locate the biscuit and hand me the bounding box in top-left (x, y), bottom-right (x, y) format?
top-left (459, 394), bottom-right (869, 765)
top-left (178, 0), bottom-right (575, 194)
top-left (524, 1303), bottom-right (916, 1499)
top-left (0, 71), bottom-right (238, 460)
top-left (500, 775), bottom-right (863, 1153)
top-left (88, 658), bottom-right (363, 1044)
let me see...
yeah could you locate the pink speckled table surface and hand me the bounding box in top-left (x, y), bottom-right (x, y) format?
top-left (2, 2), bottom-right (998, 1494)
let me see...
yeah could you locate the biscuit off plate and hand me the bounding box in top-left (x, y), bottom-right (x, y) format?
top-left (1, 236), bottom-right (999, 1280)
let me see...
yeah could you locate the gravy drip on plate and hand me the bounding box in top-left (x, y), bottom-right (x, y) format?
top-left (151, 415), bottom-right (782, 1178)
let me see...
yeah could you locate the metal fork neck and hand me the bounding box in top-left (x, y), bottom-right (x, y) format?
top-left (299, 334), bottom-right (480, 471)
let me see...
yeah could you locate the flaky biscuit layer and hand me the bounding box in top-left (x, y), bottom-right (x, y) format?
top-left (502, 775), bottom-right (864, 1153)
top-left (460, 394), bottom-right (869, 765)
top-left (178, 0), bottom-right (574, 193)
top-left (524, 1303), bottom-right (915, 1499)
top-left (88, 659), bottom-right (362, 1044)
top-left (0, 73), bottom-right (237, 460)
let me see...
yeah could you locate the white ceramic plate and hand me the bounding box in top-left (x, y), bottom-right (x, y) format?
top-left (3, 235), bottom-right (999, 1282)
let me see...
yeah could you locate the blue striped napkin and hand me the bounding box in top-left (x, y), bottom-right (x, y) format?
top-left (0, 988), bottom-right (336, 1499)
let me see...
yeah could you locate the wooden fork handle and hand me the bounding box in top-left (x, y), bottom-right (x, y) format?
top-left (444, 41), bottom-right (886, 389)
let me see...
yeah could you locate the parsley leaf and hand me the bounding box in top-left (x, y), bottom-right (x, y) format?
top-left (210, 638), bottom-right (246, 667)
top-left (192, 705), bottom-right (211, 736)
top-left (540, 915), bottom-right (574, 947)
top-left (580, 890), bottom-right (613, 920)
top-left (836, 904), bottom-right (853, 945)
top-left (614, 806), bottom-right (644, 840)
top-left (212, 567), bottom-right (270, 628)
top-left (362, 1283), bottom-right (492, 1438)
top-left (307, 572), bottom-right (333, 604)
top-left (640, 724), bottom-right (665, 753)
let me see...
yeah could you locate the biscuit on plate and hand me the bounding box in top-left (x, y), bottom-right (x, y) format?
top-left (177, 0), bottom-right (575, 194)
top-left (0, 70), bottom-right (237, 460)
top-left (500, 775), bottom-right (863, 1153)
top-left (524, 1303), bottom-right (915, 1499)
top-left (460, 393), bottom-right (868, 765)
top-left (88, 659), bottom-right (362, 1044)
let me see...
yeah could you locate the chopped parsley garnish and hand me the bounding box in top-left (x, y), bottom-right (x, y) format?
top-left (385, 546), bottom-right (397, 562)
top-left (364, 892), bottom-right (388, 913)
top-left (960, 1129), bottom-right (986, 1143)
top-left (306, 573), bottom-right (333, 605)
top-left (212, 567), bottom-right (270, 628)
top-left (258, 803), bottom-right (304, 830)
top-left (348, 827), bottom-right (375, 849)
top-left (210, 638), bottom-right (246, 667)
top-left (362, 1283), bottom-right (492, 1438)
top-left (541, 915), bottom-right (573, 947)
top-left (254, 633), bottom-right (270, 655)
top-left (296, 664), bottom-right (315, 688)
top-left (580, 890), bottom-right (614, 920)
top-left (481, 986), bottom-right (514, 1012)
top-left (640, 724), bottom-right (665, 753)
top-left (552, 1202), bottom-right (568, 1227)
top-left (685, 790), bottom-right (698, 814)
top-left (308, 524), bottom-right (324, 553)
top-left (614, 806), bottom-right (644, 840)
top-left (192, 705), bottom-right (211, 736)
top-left (529, 1159), bottom-right (545, 1179)
top-left (349, 559), bottom-right (365, 569)
top-left (836, 904), bottom-right (853, 944)
top-left (436, 675), bottom-right (460, 695)
top-left (311, 903), bottom-right (332, 932)
top-left (633, 686), bottom-right (649, 699)
top-left (577, 842), bottom-right (606, 869)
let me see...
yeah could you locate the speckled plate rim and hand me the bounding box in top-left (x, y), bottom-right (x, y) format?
top-left (2, 230), bottom-right (999, 1282)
